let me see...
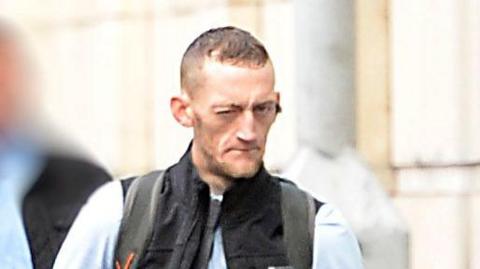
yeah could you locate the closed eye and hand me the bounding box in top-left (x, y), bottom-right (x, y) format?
top-left (214, 105), bottom-right (242, 115)
top-left (216, 110), bottom-right (235, 115)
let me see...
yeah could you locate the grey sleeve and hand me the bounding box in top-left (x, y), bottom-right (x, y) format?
top-left (312, 203), bottom-right (364, 269)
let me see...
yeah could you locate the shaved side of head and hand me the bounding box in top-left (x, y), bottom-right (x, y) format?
top-left (180, 26), bottom-right (270, 97)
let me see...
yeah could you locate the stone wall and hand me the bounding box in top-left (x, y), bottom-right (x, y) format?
top-left (390, 0), bottom-right (480, 268)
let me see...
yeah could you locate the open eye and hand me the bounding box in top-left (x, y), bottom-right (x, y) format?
top-left (253, 103), bottom-right (276, 116)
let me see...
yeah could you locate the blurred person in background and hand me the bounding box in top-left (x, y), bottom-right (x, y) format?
top-left (0, 20), bottom-right (112, 269)
top-left (54, 26), bottom-right (363, 269)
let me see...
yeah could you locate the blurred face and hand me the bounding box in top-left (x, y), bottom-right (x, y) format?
top-left (0, 41), bottom-right (25, 131)
top-left (182, 60), bottom-right (278, 179)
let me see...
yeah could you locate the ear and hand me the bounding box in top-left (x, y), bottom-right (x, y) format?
top-left (170, 94), bottom-right (194, 127)
top-left (274, 91), bottom-right (280, 103)
top-left (274, 91), bottom-right (282, 114)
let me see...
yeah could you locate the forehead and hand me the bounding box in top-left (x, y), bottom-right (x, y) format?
top-left (0, 45), bottom-right (20, 79)
top-left (195, 60), bottom-right (275, 104)
top-left (0, 41), bottom-right (23, 70)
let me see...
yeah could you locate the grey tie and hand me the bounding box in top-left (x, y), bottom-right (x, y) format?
top-left (196, 198), bottom-right (222, 269)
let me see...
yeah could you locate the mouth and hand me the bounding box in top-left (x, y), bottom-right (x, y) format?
top-left (228, 147), bottom-right (260, 153)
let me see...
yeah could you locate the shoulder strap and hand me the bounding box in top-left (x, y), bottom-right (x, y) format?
top-left (280, 181), bottom-right (316, 269)
top-left (114, 170), bottom-right (165, 269)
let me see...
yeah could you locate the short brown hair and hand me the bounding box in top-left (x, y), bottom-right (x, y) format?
top-left (180, 26), bottom-right (270, 94)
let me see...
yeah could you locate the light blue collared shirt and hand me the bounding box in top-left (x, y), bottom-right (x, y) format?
top-left (0, 134), bottom-right (43, 269)
top-left (54, 181), bottom-right (364, 269)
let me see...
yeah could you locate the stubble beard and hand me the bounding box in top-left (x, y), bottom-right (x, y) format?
top-left (199, 142), bottom-right (262, 180)
top-left (193, 113), bottom-right (263, 181)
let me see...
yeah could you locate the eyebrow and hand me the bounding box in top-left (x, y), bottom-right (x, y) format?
top-left (253, 100), bottom-right (277, 107)
top-left (211, 103), bottom-right (243, 110)
top-left (211, 100), bottom-right (277, 109)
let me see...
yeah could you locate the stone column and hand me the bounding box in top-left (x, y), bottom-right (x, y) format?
top-left (284, 1), bottom-right (409, 268)
top-left (295, 0), bottom-right (355, 156)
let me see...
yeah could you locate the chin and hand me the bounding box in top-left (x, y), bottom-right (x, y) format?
top-left (224, 162), bottom-right (261, 179)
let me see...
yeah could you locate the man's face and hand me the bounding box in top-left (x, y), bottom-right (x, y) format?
top-left (190, 60), bottom-right (278, 179)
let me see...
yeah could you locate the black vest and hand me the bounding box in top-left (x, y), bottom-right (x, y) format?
top-left (22, 152), bottom-right (111, 269)
top-left (128, 150), bottom-right (321, 269)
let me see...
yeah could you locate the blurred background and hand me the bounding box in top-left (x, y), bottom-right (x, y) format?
top-left (0, 0), bottom-right (478, 268)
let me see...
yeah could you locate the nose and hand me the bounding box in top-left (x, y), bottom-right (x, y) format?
top-left (236, 111), bottom-right (257, 142)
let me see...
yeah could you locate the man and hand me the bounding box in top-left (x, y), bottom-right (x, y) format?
top-left (54, 26), bottom-right (363, 269)
top-left (0, 21), bottom-right (112, 269)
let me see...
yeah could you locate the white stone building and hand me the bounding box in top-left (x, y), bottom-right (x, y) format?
top-left (0, 0), bottom-right (478, 268)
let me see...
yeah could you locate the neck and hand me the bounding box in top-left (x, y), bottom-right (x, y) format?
top-left (191, 141), bottom-right (233, 195)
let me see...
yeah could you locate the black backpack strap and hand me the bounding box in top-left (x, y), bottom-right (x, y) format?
top-left (114, 170), bottom-right (165, 269)
top-left (280, 181), bottom-right (316, 269)
top-left (120, 177), bottom-right (136, 200)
